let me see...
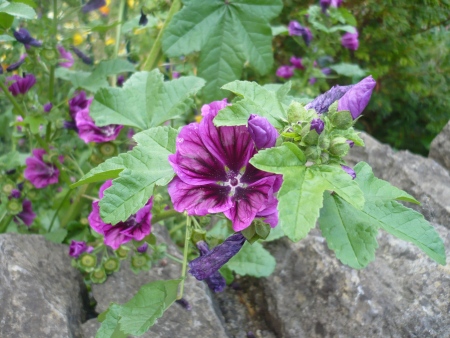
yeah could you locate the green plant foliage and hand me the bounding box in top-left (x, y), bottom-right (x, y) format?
top-left (226, 241), bottom-right (276, 277)
top-left (162, 0), bottom-right (283, 100)
top-left (0, 0), bottom-right (35, 19)
top-left (89, 69), bottom-right (205, 130)
top-left (319, 162), bottom-right (446, 268)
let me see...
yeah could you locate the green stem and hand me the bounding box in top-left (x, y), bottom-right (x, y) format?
top-left (0, 81), bottom-right (26, 117)
top-left (49, 66), bottom-right (55, 102)
top-left (165, 253), bottom-right (183, 264)
top-left (48, 0), bottom-right (58, 102)
top-left (61, 184), bottom-right (90, 227)
top-left (141, 0), bottom-right (181, 71)
top-left (111, 0), bottom-right (127, 87)
top-left (178, 214), bottom-right (191, 299)
top-left (152, 209), bottom-right (180, 224)
top-left (0, 214), bottom-right (13, 234)
top-left (48, 189), bottom-right (72, 232)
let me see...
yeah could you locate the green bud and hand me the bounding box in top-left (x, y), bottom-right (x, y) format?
top-left (41, 48), bottom-right (57, 61)
top-left (302, 130), bottom-right (319, 145)
top-left (2, 182), bottom-right (14, 195)
top-left (330, 110), bottom-right (353, 130)
top-left (327, 101), bottom-right (338, 115)
top-left (199, 216), bottom-right (211, 226)
top-left (78, 253), bottom-right (97, 272)
top-left (103, 257), bottom-right (120, 274)
top-left (153, 194), bottom-right (163, 204)
top-left (131, 254), bottom-right (151, 273)
top-left (116, 246), bottom-right (130, 259)
top-left (90, 268), bottom-right (107, 284)
top-left (320, 152), bottom-right (330, 164)
top-left (89, 153), bottom-right (102, 165)
top-left (254, 220), bottom-right (271, 240)
top-left (27, 190), bottom-right (38, 200)
top-left (304, 146), bottom-right (321, 161)
top-left (241, 223), bottom-right (256, 242)
top-left (191, 228), bottom-right (207, 244)
top-left (329, 137), bottom-right (350, 157)
top-left (319, 135), bottom-right (330, 149)
top-left (98, 142), bottom-right (117, 158)
top-left (7, 199), bottom-right (22, 215)
top-left (80, 217), bottom-right (89, 225)
top-left (287, 102), bottom-right (306, 123)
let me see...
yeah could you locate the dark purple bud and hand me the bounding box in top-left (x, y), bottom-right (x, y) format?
top-left (82, 0), bottom-right (106, 13)
top-left (305, 84), bottom-right (353, 114)
top-left (341, 165), bottom-right (356, 180)
top-left (69, 240), bottom-right (94, 258)
top-left (341, 30), bottom-right (359, 51)
top-left (6, 54), bottom-right (26, 72)
top-left (247, 332), bottom-right (256, 338)
top-left (139, 9), bottom-right (148, 26)
top-left (301, 27), bottom-right (313, 46)
top-left (346, 140), bottom-right (354, 148)
top-left (6, 74), bottom-right (36, 96)
top-left (43, 102), bottom-right (53, 113)
top-left (14, 199), bottom-right (36, 226)
top-left (247, 114), bottom-right (278, 149)
top-left (189, 233), bottom-right (245, 281)
top-left (10, 189), bottom-right (21, 199)
top-left (320, 0), bottom-right (331, 12)
top-left (310, 118), bottom-right (324, 134)
top-left (71, 46), bottom-right (93, 65)
top-left (136, 242), bottom-right (148, 253)
top-left (194, 241), bottom-right (226, 293)
top-left (63, 120), bottom-right (79, 132)
top-left (290, 56), bottom-right (304, 70)
top-left (175, 298), bottom-right (192, 311)
top-left (276, 65), bottom-right (294, 79)
top-left (69, 91), bottom-right (91, 118)
top-left (13, 28), bottom-right (42, 47)
top-left (309, 77), bottom-right (317, 85)
top-left (321, 67), bottom-right (332, 76)
top-left (116, 75), bottom-right (125, 87)
top-left (288, 21), bottom-right (303, 36)
top-left (337, 76), bottom-right (376, 119)
top-left (0, 66), bottom-right (3, 74)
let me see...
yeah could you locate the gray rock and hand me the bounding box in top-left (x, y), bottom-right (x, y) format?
top-left (0, 234), bottom-right (87, 338)
top-left (429, 121), bottom-right (450, 172)
top-left (83, 226), bottom-right (229, 338)
top-left (261, 225), bottom-right (450, 338)
top-left (346, 132), bottom-right (450, 228)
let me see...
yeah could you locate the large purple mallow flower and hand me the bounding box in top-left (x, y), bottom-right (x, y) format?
top-left (341, 30), bottom-right (359, 51)
top-left (13, 28), bottom-right (42, 47)
top-left (58, 46), bottom-right (74, 68)
top-left (69, 240), bottom-right (94, 258)
top-left (6, 74), bottom-right (36, 96)
top-left (305, 75), bottom-right (376, 118)
top-left (194, 241), bottom-right (227, 292)
top-left (88, 180), bottom-right (153, 250)
top-left (24, 149), bottom-right (61, 189)
top-left (276, 65), bottom-right (294, 79)
top-left (168, 101), bottom-right (282, 232)
top-left (248, 114), bottom-right (278, 149)
top-left (13, 199), bottom-right (36, 226)
top-left (189, 233), bottom-right (246, 281)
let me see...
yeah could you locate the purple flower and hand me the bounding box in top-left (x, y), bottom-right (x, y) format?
top-left (139, 9), bottom-right (148, 26)
top-left (288, 21), bottom-right (313, 45)
top-left (290, 56), bottom-right (304, 70)
top-left (10, 189), bottom-right (21, 199)
top-left (58, 46), bottom-right (74, 68)
top-left (341, 165), bottom-right (356, 179)
top-left (309, 77), bottom-right (317, 85)
top-left (310, 118), bottom-right (324, 134)
top-left (82, 0), bottom-right (106, 13)
top-left (247, 114), bottom-right (278, 149)
top-left (168, 101), bottom-right (282, 231)
top-left (137, 242), bottom-right (148, 253)
top-left (320, 0), bottom-right (331, 12)
top-left (69, 91), bottom-right (92, 118)
top-left (74, 105), bottom-right (123, 143)
top-left (200, 98), bottom-right (228, 116)
top-left (276, 65), bottom-right (294, 79)
top-left (63, 120), bottom-right (78, 132)
top-left (341, 30), bottom-right (359, 51)
top-left (338, 75), bottom-right (376, 119)
top-left (13, 199), bottom-right (36, 226)
top-left (331, 0), bottom-right (343, 7)
top-left (194, 241), bottom-right (226, 292)
top-left (43, 102), bottom-right (53, 112)
top-left (189, 233), bottom-right (246, 281)
top-left (6, 54), bottom-right (26, 72)
top-left (117, 75), bottom-right (125, 87)
top-left (322, 67), bottom-right (332, 76)
top-left (88, 180), bottom-right (153, 250)
top-left (71, 46), bottom-right (93, 65)
top-left (172, 71), bottom-right (181, 79)
top-left (175, 298), bottom-right (192, 311)
top-left (13, 28), bottom-right (42, 47)
top-left (24, 149), bottom-right (61, 189)
top-left (69, 240), bottom-right (94, 258)
top-left (346, 140), bottom-right (355, 148)
top-left (6, 74), bottom-right (36, 96)
top-left (302, 27), bottom-right (313, 46)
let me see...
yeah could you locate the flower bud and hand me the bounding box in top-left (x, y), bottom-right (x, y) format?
top-left (90, 268), bottom-right (107, 284)
top-left (338, 76), bottom-right (376, 119)
top-left (330, 110), bottom-right (353, 129)
top-left (2, 182), bottom-right (14, 195)
top-left (302, 130), bottom-right (319, 145)
top-left (304, 146), bottom-right (321, 160)
top-left (247, 114), bottom-right (278, 149)
top-left (116, 246), bottom-right (130, 259)
top-left (341, 165), bottom-right (356, 179)
top-left (98, 142), bottom-right (117, 157)
top-left (192, 228), bottom-right (207, 244)
top-left (131, 254), bottom-right (151, 272)
top-left (287, 102), bottom-right (306, 123)
top-left (320, 152), bottom-right (329, 163)
top-left (136, 242), bottom-right (148, 253)
top-left (79, 253), bottom-right (97, 272)
top-left (329, 137), bottom-right (350, 157)
top-left (319, 135), bottom-right (330, 149)
top-left (310, 118), bottom-right (324, 134)
top-left (103, 257), bottom-right (120, 274)
top-left (7, 199), bottom-right (22, 215)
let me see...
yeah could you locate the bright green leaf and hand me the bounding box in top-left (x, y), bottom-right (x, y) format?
top-left (250, 142), bottom-right (306, 173)
top-left (0, 13), bottom-right (14, 29)
top-left (24, 115), bottom-right (47, 134)
top-left (96, 304), bottom-right (128, 338)
top-left (0, 34), bottom-right (14, 41)
top-left (70, 157), bottom-right (124, 188)
top-left (226, 241), bottom-right (276, 277)
top-left (90, 70), bottom-right (205, 130)
top-left (0, 1), bottom-right (35, 19)
top-left (43, 228), bottom-right (68, 244)
top-left (329, 63), bottom-right (366, 78)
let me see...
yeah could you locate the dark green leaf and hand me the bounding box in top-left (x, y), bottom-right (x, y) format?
top-left (226, 242), bottom-right (276, 277)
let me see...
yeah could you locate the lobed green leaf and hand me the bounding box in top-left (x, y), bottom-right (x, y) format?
top-left (226, 241), bottom-right (276, 277)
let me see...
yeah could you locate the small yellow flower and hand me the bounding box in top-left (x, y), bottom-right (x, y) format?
top-left (73, 32), bottom-right (84, 46)
top-left (127, 0), bottom-right (136, 9)
top-left (105, 37), bottom-right (115, 46)
top-left (194, 115), bottom-right (203, 123)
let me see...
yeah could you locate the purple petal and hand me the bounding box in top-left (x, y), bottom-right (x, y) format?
top-left (338, 75), bottom-right (376, 119)
top-left (69, 240), bottom-right (90, 258)
top-left (75, 108), bottom-right (123, 143)
top-left (305, 84), bottom-right (353, 114)
top-left (247, 114), bottom-right (278, 149)
top-left (290, 56), bottom-right (304, 70)
top-left (200, 99), bottom-right (228, 117)
top-left (195, 241), bottom-right (226, 292)
top-left (58, 45), bottom-right (74, 68)
top-left (255, 195), bottom-right (279, 228)
top-left (6, 54), bottom-right (26, 72)
top-left (24, 149), bottom-right (60, 189)
top-left (310, 118), bottom-right (324, 134)
top-left (13, 28), bottom-right (42, 47)
top-left (71, 46), bottom-right (93, 65)
top-left (43, 102), bottom-right (53, 112)
top-left (276, 65), bottom-right (294, 79)
top-left (14, 199), bottom-right (36, 226)
top-left (341, 30), bottom-right (359, 51)
top-left (341, 165), bottom-right (356, 179)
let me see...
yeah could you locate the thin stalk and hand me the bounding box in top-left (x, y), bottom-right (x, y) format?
top-left (152, 209), bottom-right (180, 224)
top-left (141, 0), bottom-right (181, 71)
top-left (48, 189), bottom-right (72, 232)
top-left (111, 0), bottom-right (127, 87)
top-left (178, 214), bottom-right (191, 299)
top-left (61, 184), bottom-right (90, 227)
top-left (165, 253), bottom-right (183, 264)
top-left (48, 0), bottom-right (58, 101)
top-left (0, 81), bottom-right (26, 117)
top-left (0, 214), bottom-right (13, 234)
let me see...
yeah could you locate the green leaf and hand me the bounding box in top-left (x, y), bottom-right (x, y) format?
top-left (43, 228), bottom-right (68, 244)
top-left (0, 1), bottom-right (35, 19)
top-left (264, 225), bottom-right (285, 242)
top-left (71, 157), bottom-right (124, 188)
top-left (226, 241), bottom-right (276, 277)
top-left (162, 0), bottom-right (283, 101)
top-left (96, 304), bottom-right (128, 338)
top-left (329, 63), bottom-right (366, 78)
top-left (329, 25), bottom-right (358, 33)
top-left (118, 279), bottom-right (181, 336)
top-left (99, 126), bottom-right (177, 224)
top-left (338, 7), bottom-right (357, 26)
top-left (0, 34), bottom-right (14, 41)
top-left (24, 115), bottom-right (47, 134)
top-left (90, 70), bottom-right (205, 130)
top-left (320, 193), bottom-right (378, 269)
top-left (0, 13), bottom-right (14, 29)
top-left (250, 142), bottom-right (306, 173)
top-left (215, 80), bottom-right (287, 128)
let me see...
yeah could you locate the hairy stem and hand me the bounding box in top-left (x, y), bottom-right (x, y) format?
top-left (178, 214), bottom-right (191, 299)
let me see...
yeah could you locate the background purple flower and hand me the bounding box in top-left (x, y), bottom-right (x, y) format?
top-left (168, 101), bottom-right (282, 231)
top-left (69, 240), bottom-right (93, 258)
top-left (13, 199), bottom-right (36, 226)
top-left (88, 180), bottom-right (153, 250)
top-left (276, 65), bottom-right (294, 79)
top-left (58, 46), bottom-right (74, 68)
top-left (290, 56), bottom-right (304, 70)
top-left (71, 46), bottom-right (93, 65)
top-left (82, 0), bottom-right (106, 13)
top-left (6, 54), bottom-right (26, 72)
top-left (341, 30), bottom-right (359, 51)
top-left (43, 102), bottom-right (53, 112)
top-left (6, 74), bottom-right (36, 96)
top-left (13, 28), bottom-right (42, 47)
top-left (75, 107), bottom-right (123, 143)
top-left (247, 114), bottom-right (278, 149)
top-left (24, 149), bottom-right (61, 189)
top-left (288, 21), bottom-right (303, 36)
top-left (69, 91), bottom-right (92, 118)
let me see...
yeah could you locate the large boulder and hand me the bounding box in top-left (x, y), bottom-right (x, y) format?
top-left (0, 234), bottom-right (87, 338)
top-left (429, 121), bottom-right (450, 172)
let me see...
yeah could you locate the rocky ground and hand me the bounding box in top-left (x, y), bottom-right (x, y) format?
top-left (1, 122), bottom-right (450, 338)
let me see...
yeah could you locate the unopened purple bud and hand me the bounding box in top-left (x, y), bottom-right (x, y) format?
top-left (290, 56), bottom-right (304, 70)
top-left (139, 10), bottom-right (148, 26)
top-left (288, 21), bottom-right (303, 36)
top-left (175, 298), bottom-right (192, 311)
top-left (341, 165), bottom-right (356, 179)
top-left (117, 75), bottom-right (125, 87)
top-left (189, 233), bottom-right (245, 281)
top-left (43, 102), bottom-right (53, 112)
top-left (309, 77), bottom-right (317, 85)
top-left (338, 75), bottom-right (376, 119)
top-left (310, 118), bottom-right (324, 134)
top-left (137, 242), bottom-right (148, 253)
top-left (172, 71), bottom-right (180, 79)
top-left (69, 240), bottom-right (93, 258)
top-left (13, 28), bottom-right (42, 47)
top-left (10, 189), bottom-right (21, 199)
top-left (14, 199), bottom-right (36, 226)
top-left (0, 66), bottom-right (3, 74)
top-left (6, 54), bottom-right (26, 72)
top-left (82, 0), bottom-right (106, 13)
top-left (71, 46), bottom-right (93, 65)
top-left (346, 140), bottom-right (354, 148)
top-left (322, 67), bottom-right (332, 76)
top-left (276, 65), bottom-right (294, 79)
top-left (302, 27), bottom-right (313, 46)
top-left (341, 30), bottom-right (359, 51)
top-left (248, 114), bottom-right (278, 149)
top-left (193, 241), bottom-right (226, 293)
top-left (320, 0), bottom-right (332, 12)
top-left (305, 84), bottom-right (353, 114)
top-left (63, 120), bottom-right (79, 132)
